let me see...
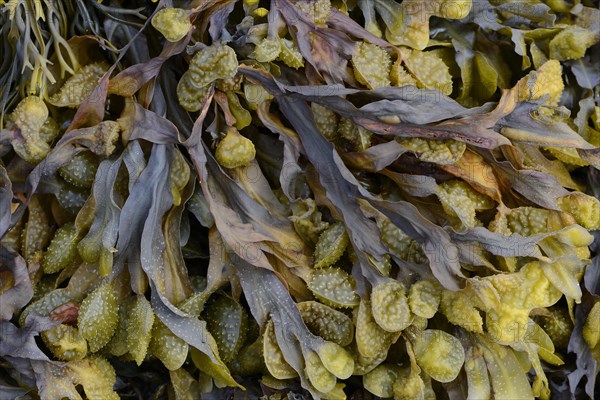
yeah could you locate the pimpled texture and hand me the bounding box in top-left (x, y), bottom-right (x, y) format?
top-left (19, 290), bottom-right (72, 326)
top-left (557, 192), bottom-right (600, 230)
top-left (398, 137), bottom-right (466, 165)
top-left (505, 207), bottom-right (573, 236)
top-left (203, 295), bottom-right (248, 364)
top-left (313, 222), bottom-right (349, 269)
top-left (41, 324), bottom-right (88, 361)
top-left (297, 301), bottom-right (353, 346)
top-left (404, 49), bottom-right (453, 95)
top-left (316, 341), bottom-right (354, 379)
top-left (215, 129), bottom-right (256, 169)
top-left (550, 27), bottom-right (598, 61)
top-left (151, 8), bottom-right (191, 42)
top-left (78, 283), bottom-right (119, 352)
top-left (3, 1), bottom-right (600, 397)
top-left (176, 71), bottom-right (210, 112)
top-left (518, 60), bottom-right (564, 106)
top-left (252, 37), bottom-right (281, 63)
top-left (440, 289), bottom-right (484, 333)
top-left (379, 218), bottom-right (425, 263)
top-left (42, 222), bottom-right (80, 274)
top-left (290, 198), bottom-right (330, 244)
top-left (295, 0), bottom-right (331, 25)
top-left (363, 364), bottom-right (400, 398)
top-left (21, 196), bottom-right (53, 264)
top-left (337, 117), bottom-right (372, 151)
top-left (352, 42), bottom-right (391, 89)
top-left (149, 319), bottom-right (189, 371)
top-left (436, 180), bottom-right (495, 228)
top-left (304, 350), bottom-right (337, 393)
top-left (67, 356), bottom-right (119, 400)
top-left (188, 44), bottom-right (238, 89)
top-left (351, 342), bottom-right (388, 376)
top-left (371, 280), bottom-right (411, 332)
top-left (312, 103), bottom-right (339, 141)
top-left (412, 329), bottom-right (465, 383)
top-left (8, 96), bottom-right (51, 163)
top-left (355, 299), bottom-right (395, 359)
top-left (59, 152), bottom-right (100, 189)
top-left (392, 367), bottom-right (426, 400)
top-left (50, 62), bottom-right (109, 107)
top-left (278, 38), bottom-right (304, 68)
top-left (126, 295), bottom-right (155, 366)
top-left (170, 149), bottom-right (191, 206)
top-left (308, 267), bottom-right (359, 308)
top-left (408, 280), bottom-right (441, 319)
top-left (537, 306), bottom-right (573, 350)
top-left (263, 320), bottom-right (298, 379)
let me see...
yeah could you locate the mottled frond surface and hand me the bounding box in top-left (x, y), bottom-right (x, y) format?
top-left (1, 1), bottom-right (600, 399)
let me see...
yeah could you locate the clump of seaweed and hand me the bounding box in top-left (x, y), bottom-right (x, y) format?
top-left (1, 1), bottom-right (600, 399)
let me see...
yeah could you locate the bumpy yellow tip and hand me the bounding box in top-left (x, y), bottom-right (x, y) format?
top-left (518, 60), bottom-right (564, 106)
top-left (317, 341), bottom-right (354, 379)
top-left (252, 7), bottom-right (269, 18)
top-left (438, 0), bottom-right (472, 19)
top-left (352, 42), bottom-right (392, 89)
top-left (558, 192), bottom-right (600, 230)
top-left (152, 8), bottom-right (191, 42)
top-left (215, 128), bottom-right (256, 169)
